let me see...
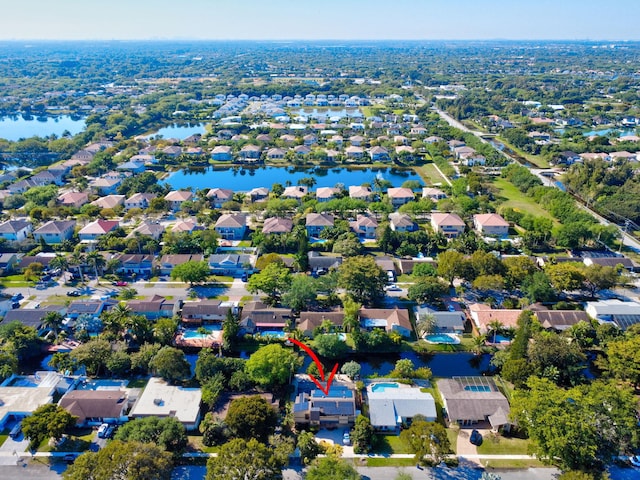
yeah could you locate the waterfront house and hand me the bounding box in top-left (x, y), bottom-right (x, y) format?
top-left (387, 187), bottom-right (415, 208)
top-left (211, 145), bottom-right (233, 161)
top-left (348, 185), bottom-right (374, 201)
top-left (282, 185), bottom-right (308, 202)
top-left (368, 383), bottom-right (436, 434)
top-left (293, 377), bottom-right (356, 428)
top-left (127, 295), bottom-right (182, 320)
top-left (214, 214), bottom-right (247, 240)
top-left (431, 212), bottom-right (465, 238)
top-left (422, 187), bottom-right (447, 201)
top-left (206, 188), bottom-right (234, 208)
top-left (316, 187), bottom-right (340, 203)
top-left (181, 300), bottom-right (238, 326)
top-left (359, 307), bottom-right (412, 338)
top-left (240, 301), bottom-right (293, 334)
top-left (164, 190), bottom-right (193, 212)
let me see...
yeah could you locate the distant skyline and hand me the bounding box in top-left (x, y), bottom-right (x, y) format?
top-left (1, 0), bottom-right (639, 41)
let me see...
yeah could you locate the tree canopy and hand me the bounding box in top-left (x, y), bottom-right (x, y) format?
top-left (245, 344), bottom-right (300, 387)
top-left (337, 255), bottom-right (387, 305)
top-left (206, 438), bottom-right (284, 480)
top-left (225, 395), bottom-right (278, 442)
top-left (22, 403), bottom-right (76, 451)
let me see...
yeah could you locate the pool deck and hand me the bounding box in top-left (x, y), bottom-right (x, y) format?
top-left (175, 330), bottom-right (222, 348)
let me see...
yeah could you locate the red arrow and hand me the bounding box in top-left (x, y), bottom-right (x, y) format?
top-left (289, 338), bottom-right (339, 396)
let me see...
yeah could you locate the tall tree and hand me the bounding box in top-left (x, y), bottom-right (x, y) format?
top-left (306, 456), bottom-right (361, 480)
top-left (170, 260), bottom-right (210, 285)
top-left (225, 395), bottom-right (278, 442)
top-left (22, 404), bottom-right (76, 450)
top-left (114, 416), bottom-right (188, 457)
top-left (400, 419), bottom-right (451, 465)
top-left (247, 262), bottom-right (292, 305)
top-left (436, 250), bottom-right (464, 287)
top-left (245, 344), bottom-right (300, 388)
top-left (148, 346), bottom-right (191, 384)
top-left (206, 438), bottom-right (283, 480)
top-left (337, 255), bottom-right (387, 305)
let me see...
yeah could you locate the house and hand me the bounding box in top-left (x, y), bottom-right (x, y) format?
top-left (348, 185), bottom-right (374, 201)
top-left (247, 187), bottom-right (269, 203)
top-left (359, 307), bottom-right (412, 337)
top-left (316, 187), bottom-right (339, 203)
top-left (0, 220), bottom-right (32, 243)
top-left (158, 254), bottom-right (203, 276)
top-left (585, 299), bottom-right (640, 330)
top-left (293, 376), bottom-right (356, 428)
top-left (214, 214), bottom-right (247, 240)
top-left (369, 146), bottom-right (390, 162)
top-left (414, 305), bottom-right (465, 334)
top-left (211, 145), bottom-right (233, 161)
top-left (387, 187), bottom-right (415, 208)
top-left (162, 146), bottom-right (183, 157)
top-left (240, 301), bottom-right (293, 334)
top-left (431, 212), bottom-right (465, 238)
top-left (367, 383), bottom-right (437, 434)
top-left (306, 213), bottom-right (334, 237)
top-left (282, 186), bottom-right (308, 201)
top-left (397, 258), bottom-right (437, 276)
top-left (171, 219), bottom-right (199, 234)
top-left (350, 215), bottom-right (378, 239)
top-left (59, 390), bottom-right (128, 427)
top-left (473, 213), bottom-right (510, 238)
top-left (57, 192), bottom-right (89, 209)
top-left (582, 256), bottom-right (636, 272)
top-left (297, 310), bottom-right (345, 337)
top-left (78, 219), bottom-right (119, 241)
top-left (3, 305), bottom-right (65, 330)
top-left (308, 251), bottom-right (342, 273)
top-left (0, 253), bottom-right (20, 274)
top-left (127, 295), bottom-right (182, 320)
top-left (67, 300), bottom-right (114, 320)
top-left (33, 220), bottom-right (76, 244)
top-left (206, 188), bottom-right (234, 208)
top-left (116, 254), bottom-right (154, 276)
top-left (116, 160), bottom-right (146, 174)
top-left (0, 380), bottom-right (56, 430)
top-left (262, 217), bottom-right (293, 235)
top-left (181, 300), bottom-right (238, 326)
top-left (349, 135), bottom-right (365, 146)
top-left (533, 309), bottom-right (590, 332)
top-left (127, 221), bottom-right (164, 241)
top-left (375, 256), bottom-right (398, 278)
top-left (208, 253), bottom-right (252, 277)
top-left (555, 151), bottom-right (581, 165)
top-left (31, 170), bottom-right (65, 186)
top-left (125, 193), bottom-right (156, 210)
top-left (422, 187), bottom-right (447, 201)
top-left (266, 147), bottom-right (286, 160)
top-left (164, 190), bottom-right (193, 212)
top-left (388, 212), bottom-right (417, 232)
top-left (345, 146), bottom-right (364, 160)
top-left (468, 303), bottom-right (522, 333)
top-left (129, 377), bottom-right (202, 431)
top-left (239, 145), bottom-right (261, 161)
top-left (438, 377), bottom-right (511, 431)
top-left (90, 178), bottom-right (121, 195)
top-left (91, 194), bottom-right (125, 210)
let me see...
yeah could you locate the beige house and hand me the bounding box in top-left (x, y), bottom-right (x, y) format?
top-left (431, 212), bottom-right (465, 238)
top-left (473, 213), bottom-right (509, 237)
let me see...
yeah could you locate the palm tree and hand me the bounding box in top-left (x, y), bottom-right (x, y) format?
top-left (487, 320), bottom-right (503, 344)
top-left (70, 250), bottom-right (86, 284)
top-left (471, 335), bottom-right (486, 355)
top-left (49, 254), bottom-right (69, 283)
top-left (86, 251), bottom-right (106, 283)
top-left (41, 311), bottom-right (64, 341)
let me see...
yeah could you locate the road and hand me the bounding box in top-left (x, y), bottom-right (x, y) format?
top-left (432, 106), bottom-right (640, 252)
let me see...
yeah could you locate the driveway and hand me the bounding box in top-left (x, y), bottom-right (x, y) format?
top-left (314, 428), bottom-right (354, 456)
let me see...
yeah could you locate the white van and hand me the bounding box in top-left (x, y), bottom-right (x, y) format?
top-left (97, 423), bottom-right (109, 438)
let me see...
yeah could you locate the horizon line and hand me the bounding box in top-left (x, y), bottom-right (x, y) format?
top-left (0, 38), bottom-right (638, 43)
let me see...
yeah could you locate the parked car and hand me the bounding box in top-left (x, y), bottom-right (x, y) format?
top-left (342, 430), bottom-right (351, 446)
top-left (469, 429), bottom-right (483, 446)
top-left (112, 281), bottom-right (128, 287)
top-left (630, 455), bottom-right (640, 467)
top-left (11, 293), bottom-right (23, 302)
top-left (386, 284), bottom-right (401, 292)
top-left (9, 422), bottom-right (22, 439)
top-left (97, 423), bottom-right (109, 438)
top-left (66, 290), bottom-right (82, 297)
top-left (104, 425), bottom-right (116, 439)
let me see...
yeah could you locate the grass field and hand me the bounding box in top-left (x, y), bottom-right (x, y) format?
top-left (492, 177), bottom-right (555, 221)
top-left (373, 434), bottom-right (411, 454)
top-left (414, 164), bottom-right (450, 186)
top-left (0, 274), bottom-right (31, 288)
top-left (496, 137), bottom-right (550, 169)
top-left (477, 433), bottom-right (531, 455)
top-left (483, 459), bottom-right (546, 469)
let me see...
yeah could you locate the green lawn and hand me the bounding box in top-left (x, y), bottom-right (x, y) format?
top-left (0, 432), bottom-right (8, 448)
top-left (414, 163), bottom-right (449, 186)
top-left (492, 177), bottom-right (555, 221)
top-left (0, 275), bottom-right (31, 288)
top-left (483, 459), bottom-right (545, 469)
top-left (477, 433), bottom-right (531, 455)
top-left (39, 428), bottom-right (95, 453)
top-left (496, 136), bottom-right (550, 168)
top-left (188, 435), bottom-right (220, 453)
top-left (372, 434), bottom-right (411, 454)
top-left (127, 378), bottom-right (149, 389)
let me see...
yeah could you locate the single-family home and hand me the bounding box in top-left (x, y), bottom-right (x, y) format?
top-left (388, 212), bottom-right (417, 232)
top-left (582, 256), bottom-right (636, 272)
top-left (262, 217), bottom-right (293, 235)
top-left (316, 187), bottom-right (340, 203)
top-left (431, 212), bottom-right (465, 238)
top-left (214, 214), bottom-right (247, 240)
top-left (266, 147), bottom-right (286, 160)
top-left (129, 377), bottom-right (202, 431)
top-left (387, 187), bottom-right (415, 208)
top-left (359, 307), bottom-right (413, 338)
top-left (33, 220), bottom-right (76, 244)
top-left (437, 377), bottom-right (511, 431)
top-left (369, 146), bottom-right (390, 162)
top-left (367, 383), bottom-right (436, 434)
top-left (349, 135), bottom-right (365, 146)
top-left (116, 160), bottom-right (146, 174)
top-left (239, 145), bottom-right (261, 161)
top-left (350, 215), bottom-right (378, 240)
top-left (308, 251), bottom-right (343, 274)
top-left (207, 188), bottom-right (234, 208)
top-left (532, 308), bottom-right (590, 332)
top-left (349, 185), bottom-right (374, 201)
top-left (57, 192), bottom-right (89, 209)
top-left (468, 303), bottom-right (522, 333)
top-left (247, 187), bottom-right (269, 203)
top-left (211, 145), bottom-right (233, 161)
top-left (127, 221), bottom-right (165, 241)
top-left (585, 299), bottom-right (640, 330)
top-left (297, 310), bottom-right (345, 337)
top-left (0, 379), bottom-right (56, 430)
top-left (171, 219), bottom-right (200, 234)
top-left (4, 305), bottom-right (65, 330)
top-left (422, 187), bottom-right (447, 201)
top-left (127, 295), bottom-right (182, 320)
top-left (91, 194), bottom-right (125, 210)
top-left (181, 300), bottom-right (238, 326)
top-left (345, 145), bottom-right (364, 160)
top-left (164, 190), bottom-right (193, 212)
top-left (78, 219), bottom-right (119, 241)
top-left (240, 301), bottom-right (293, 334)
top-left (282, 186), bottom-right (308, 202)
top-left (0, 220), bottom-right (32, 243)
top-left (293, 377), bottom-right (356, 428)
top-left (158, 254), bottom-right (203, 276)
top-left (306, 213), bottom-right (334, 238)
top-left (125, 193), bottom-right (156, 210)
top-left (116, 253), bottom-right (154, 276)
top-left (208, 253), bottom-right (252, 277)
top-left (90, 177), bottom-right (121, 195)
top-left (414, 305), bottom-right (465, 335)
top-left (473, 213), bottom-right (510, 238)
top-left (59, 390), bottom-right (128, 427)
top-left (0, 253), bottom-right (20, 274)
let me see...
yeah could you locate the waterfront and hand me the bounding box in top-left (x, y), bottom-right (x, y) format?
top-left (0, 115), bottom-right (86, 141)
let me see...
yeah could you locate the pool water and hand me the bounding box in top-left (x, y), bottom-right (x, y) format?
top-left (371, 382), bottom-right (400, 393)
top-left (425, 334), bottom-right (460, 344)
top-left (77, 379), bottom-right (128, 390)
top-left (464, 385), bottom-right (492, 392)
top-left (182, 326), bottom-right (220, 339)
top-left (490, 334), bottom-right (512, 343)
top-left (257, 330), bottom-right (286, 338)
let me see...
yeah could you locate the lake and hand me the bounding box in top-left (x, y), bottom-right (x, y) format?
top-left (150, 123), bottom-right (207, 140)
top-left (166, 166), bottom-right (423, 191)
top-left (0, 115), bottom-right (86, 141)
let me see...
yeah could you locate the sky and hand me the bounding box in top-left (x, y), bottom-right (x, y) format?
top-left (0, 0), bottom-right (638, 41)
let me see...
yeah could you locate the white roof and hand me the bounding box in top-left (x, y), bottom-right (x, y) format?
top-left (129, 377), bottom-right (201, 425)
top-left (368, 385), bottom-right (436, 428)
top-left (0, 384), bottom-right (54, 424)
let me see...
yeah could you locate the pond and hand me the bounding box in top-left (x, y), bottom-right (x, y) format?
top-left (149, 123), bottom-right (207, 140)
top-left (0, 115), bottom-right (86, 141)
top-left (166, 166), bottom-right (423, 191)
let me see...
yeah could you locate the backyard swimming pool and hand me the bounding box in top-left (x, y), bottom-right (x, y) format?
top-left (182, 326), bottom-right (221, 339)
top-left (424, 333), bottom-right (460, 344)
top-left (77, 379), bottom-right (128, 390)
top-left (370, 382), bottom-right (400, 393)
top-left (256, 330), bottom-right (286, 338)
top-left (464, 385), bottom-right (492, 392)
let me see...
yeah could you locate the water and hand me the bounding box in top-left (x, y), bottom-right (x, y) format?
top-left (182, 325), bottom-right (220, 339)
top-left (0, 115), bottom-right (86, 141)
top-left (582, 128), bottom-right (636, 138)
top-left (76, 379), bottom-right (128, 390)
top-left (425, 334), bottom-right (460, 344)
top-left (463, 385), bottom-right (492, 392)
top-left (293, 108), bottom-right (363, 120)
top-left (150, 123), bottom-right (206, 140)
top-left (351, 352), bottom-right (493, 378)
top-left (370, 382), bottom-right (399, 393)
top-left (256, 331), bottom-right (286, 338)
top-left (166, 166), bottom-right (422, 191)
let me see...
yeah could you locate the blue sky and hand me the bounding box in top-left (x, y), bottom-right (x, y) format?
top-left (1, 0), bottom-right (638, 41)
